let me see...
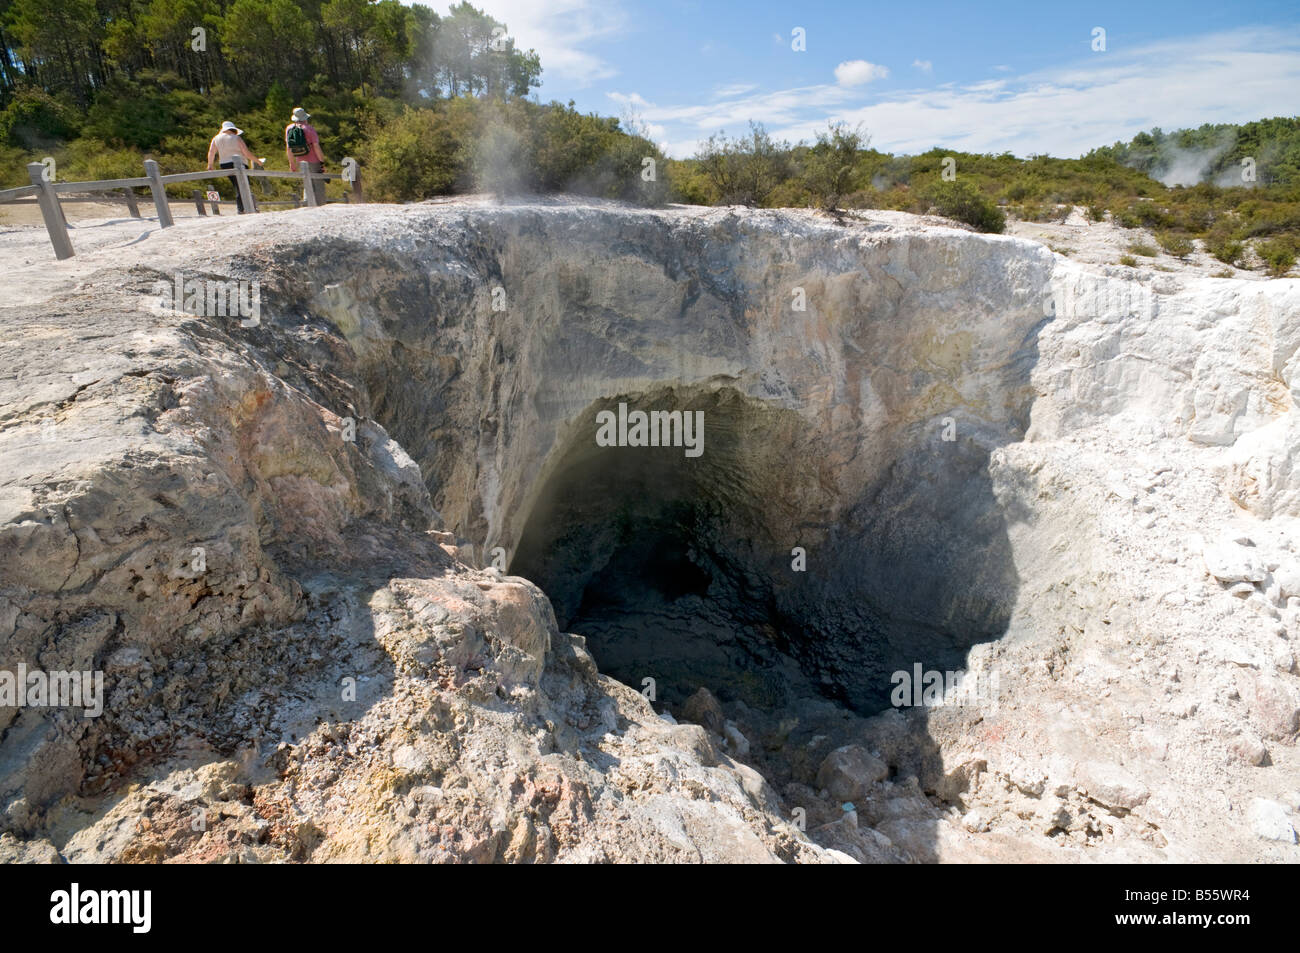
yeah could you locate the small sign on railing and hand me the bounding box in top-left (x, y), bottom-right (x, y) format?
top-left (206, 190), bottom-right (220, 202)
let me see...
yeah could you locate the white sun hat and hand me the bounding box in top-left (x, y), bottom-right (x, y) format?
top-left (219, 120), bottom-right (244, 135)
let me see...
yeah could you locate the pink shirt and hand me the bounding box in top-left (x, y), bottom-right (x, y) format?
top-left (285, 123), bottom-right (325, 167)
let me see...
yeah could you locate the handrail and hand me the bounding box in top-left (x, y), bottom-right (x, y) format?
top-left (247, 169), bottom-right (344, 180)
top-left (15, 155), bottom-right (361, 260)
top-left (0, 183), bottom-right (39, 201)
top-left (53, 176), bottom-right (151, 192)
top-left (161, 168), bottom-right (343, 184)
top-left (6, 168), bottom-right (342, 199)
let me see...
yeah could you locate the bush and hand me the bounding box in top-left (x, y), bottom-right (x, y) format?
top-left (665, 159), bottom-right (714, 205)
top-left (1087, 203), bottom-right (1107, 222)
top-left (361, 98), bottom-right (670, 205)
top-left (1010, 200), bottom-right (1056, 223)
top-left (1119, 254), bottom-right (1138, 267)
top-left (1205, 233), bottom-right (1244, 265)
top-left (802, 122), bottom-right (868, 212)
top-left (1256, 237), bottom-right (1297, 277)
top-left (922, 179), bottom-right (1006, 232)
top-left (1002, 178), bottom-right (1038, 202)
top-left (361, 103), bottom-right (472, 201)
top-left (0, 90), bottom-right (81, 148)
top-left (1113, 207), bottom-right (1142, 228)
top-left (1128, 242), bottom-right (1158, 257)
top-left (695, 122), bottom-right (792, 207)
top-left (1155, 231), bottom-right (1194, 258)
top-left (1132, 201), bottom-right (1173, 228)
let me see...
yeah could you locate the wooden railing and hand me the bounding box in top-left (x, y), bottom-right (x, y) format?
top-left (1, 155), bottom-right (362, 260)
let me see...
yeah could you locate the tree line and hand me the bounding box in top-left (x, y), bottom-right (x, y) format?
top-left (0, 0), bottom-right (1295, 275)
top-left (0, 0), bottom-right (539, 150)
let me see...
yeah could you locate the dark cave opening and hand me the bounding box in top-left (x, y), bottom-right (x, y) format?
top-left (509, 387), bottom-right (1019, 719)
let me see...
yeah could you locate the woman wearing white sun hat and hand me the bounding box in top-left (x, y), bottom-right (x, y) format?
top-left (206, 120), bottom-right (261, 213)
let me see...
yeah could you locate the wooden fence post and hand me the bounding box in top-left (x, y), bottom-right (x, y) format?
top-left (122, 188), bottom-right (141, 218)
top-left (302, 160), bottom-right (319, 207)
top-left (144, 159), bottom-right (174, 227)
top-left (191, 189), bottom-right (207, 216)
top-left (27, 162), bottom-right (74, 260)
top-left (231, 155), bottom-right (255, 214)
top-left (350, 167), bottom-right (363, 203)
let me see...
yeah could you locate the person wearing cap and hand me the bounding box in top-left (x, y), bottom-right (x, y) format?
top-left (285, 107), bottom-right (328, 206)
top-left (207, 121), bottom-right (261, 213)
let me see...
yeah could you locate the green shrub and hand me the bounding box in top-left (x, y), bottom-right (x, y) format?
top-left (1205, 233), bottom-right (1244, 265)
top-left (0, 90), bottom-right (82, 148)
top-left (1256, 237), bottom-right (1297, 277)
top-left (1013, 201), bottom-right (1058, 223)
top-left (1128, 242), bottom-right (1158, 257)
top-left (802, 122), bottom-right (868, 212)
top-left (360, 98), bottom-right (669, 205)
top-left (694, 122), bottom-right (792, 207)
top-left (1002, 178), bottom-right (1038, 202)
top-left (665, 159), bottom-right (715, 205)
top-left (1119, 254), bottom-right (1138, 267)
top-left (1155, 231), bottom-right (1194, 258)
top-left (1087, 203), bottom-right (1106, 222)
top-left (1113, 207), bottom-right (1142, 228)
top-left (1132, 201), bottom-right (1173, 228)
top-left (921, 178), bottom-right (1006, 233)
top-left (361, 104), bottom-right (472, 201)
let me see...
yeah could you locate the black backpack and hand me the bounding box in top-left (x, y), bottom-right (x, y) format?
top-left (287, 123), bottom-right (310, 157)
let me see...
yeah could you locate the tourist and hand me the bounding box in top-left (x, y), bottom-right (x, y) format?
top-left (285, 107), bottom-right (328, 206)
top-left (206, 120), bottom-right (261, 213)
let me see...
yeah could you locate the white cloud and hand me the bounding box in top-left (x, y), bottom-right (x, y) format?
top-left (472, 0), bottom-right (626, 87)
top-left (604, 83), bottom-right (857, 142)
top-left (607, 91), bottom-right (652, 108)
top-left (912, 59), bottom-right (933, 73)
top-left (714, 83), bottom-right (759, 98)
top-left (834, 59), bottom-right (890, 87)
top-left (620, 28), bottom-right (1300, 159)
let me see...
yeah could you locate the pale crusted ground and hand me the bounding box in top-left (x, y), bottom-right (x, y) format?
top-left (1, 198), bottom-right (1298, 863)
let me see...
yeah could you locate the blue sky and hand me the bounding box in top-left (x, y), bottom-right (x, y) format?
top-left (461, 0), bottom-right (1300, 158)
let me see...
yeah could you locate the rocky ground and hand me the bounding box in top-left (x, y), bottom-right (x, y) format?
top-left (1, 197), bottom-right (1298, 863)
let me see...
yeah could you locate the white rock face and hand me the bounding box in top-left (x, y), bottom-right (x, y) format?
top-left (1247, 799), bottom-right (1296, 843)
top-left (1, 198), bottom-right (1298, 864)
top-left (1204, 539), bottom-right (1267, 584)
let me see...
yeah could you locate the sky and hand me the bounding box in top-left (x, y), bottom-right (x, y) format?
top-left (452, 0), bottom-right (1300, 159)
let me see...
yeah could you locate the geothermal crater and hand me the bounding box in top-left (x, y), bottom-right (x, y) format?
top-left (1, 199), bottom-right (1298, 863)
top-left (507, 384), bottom-right (1017, 716)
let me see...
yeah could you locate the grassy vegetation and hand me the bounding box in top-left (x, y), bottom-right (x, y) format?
top-left (667, 120), bottom-right (1300, 274)
top-left (2, 5), bottom-right (1297, 277)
